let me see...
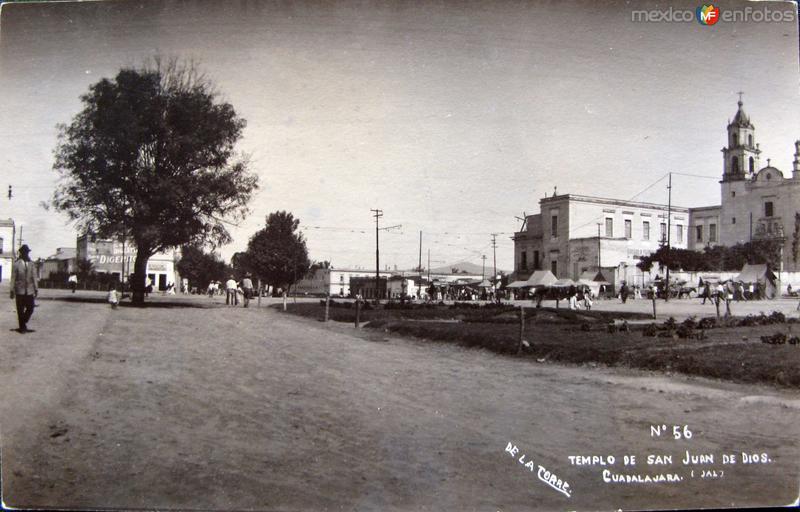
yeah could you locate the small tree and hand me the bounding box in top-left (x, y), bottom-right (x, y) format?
top-left (245, 211), bottom-right (310, 293)
top-left (76, 258), bottom-right (96, 279)
top-left (52, 57), bottom-right (258, 304)
top-left (231, 251), bottom-right (253, 280)
top-left (176, 245), bottom-right (228, 291)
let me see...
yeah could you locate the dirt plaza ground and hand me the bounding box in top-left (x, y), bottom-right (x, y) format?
top-left (1, 288), bottom-right (799, 511)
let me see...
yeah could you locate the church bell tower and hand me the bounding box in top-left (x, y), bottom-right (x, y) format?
top-left (721, 94), bottom-right (760, 181)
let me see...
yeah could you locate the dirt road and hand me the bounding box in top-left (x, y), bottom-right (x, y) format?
top-left (1, 291), bottom-right (798, 510)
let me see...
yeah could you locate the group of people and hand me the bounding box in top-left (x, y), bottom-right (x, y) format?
top-left (699, 280), bottom-right (759, 304)
top-left (208, 274), bottom-right (255, 307)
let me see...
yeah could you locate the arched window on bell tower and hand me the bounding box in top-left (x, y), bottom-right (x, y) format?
top-left (732, 156), bottom-right (740, 174)
top-left (749, 156), bottom-right (754, 173)
top-left (730, 132), bottom-right (736, 147)
top-left (748, 134), bottom-right (753, 147)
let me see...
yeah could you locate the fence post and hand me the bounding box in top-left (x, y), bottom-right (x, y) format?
top-left (715, 296), bottom-right (720, 321)
top-left (651, 295), bottom-right (657, 320)
top-left (517, 305), bottom-right (525, 355)
top-left (283, 291), bottom-right (287, 311)
top-left (355, 299), bottom-right (361, 328)
top-left (324, 295), bottom-right (330, 322)
top-left (257, 279), bottom-right (262, 308)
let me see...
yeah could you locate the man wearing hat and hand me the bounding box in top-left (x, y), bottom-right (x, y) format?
top-left (10, 244), bottom-right (38, 333)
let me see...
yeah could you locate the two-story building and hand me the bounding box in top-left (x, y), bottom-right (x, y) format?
top-left (513, 99), bottom-right (800, 283)
top-left (513, 195), bottom-right (689, 283)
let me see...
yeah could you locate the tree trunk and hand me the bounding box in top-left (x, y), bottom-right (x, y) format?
top-left (131, 250), bottom-right (151, 305)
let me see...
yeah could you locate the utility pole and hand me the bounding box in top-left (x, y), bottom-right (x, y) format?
top-left (481, 254), bottom-right (486, 280)
top-left (665, 172), bottom-right (672, 302)
top-left (427, 249), bottom-right (431, 288)
top-left (371, 209), bottom-right (383, 301)
top-left (491, 234), bottom-right (498, 292)
top-left (18, 225), bottom-right (23, 247)
top-left (418, 231), bottom-right (422, 299)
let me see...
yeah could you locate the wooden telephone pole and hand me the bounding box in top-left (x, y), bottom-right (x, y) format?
top-left (371, 209), bottom-right (383, 301)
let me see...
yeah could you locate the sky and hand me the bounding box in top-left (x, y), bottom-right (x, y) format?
top-left (0, 0), bottom-right (798, 271)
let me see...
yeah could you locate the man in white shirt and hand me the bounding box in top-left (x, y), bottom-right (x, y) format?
top-left (225, 276), bottom-right (238, 306)
top-left (68, 273), bottom-right (78, 293)
top-left (10, 245), bottom-right (38, 333)
top-left (241, 274), bottom-right (254, 308)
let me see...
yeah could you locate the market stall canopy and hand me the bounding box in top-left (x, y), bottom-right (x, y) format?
top-left (551, 278), bottom-right (577, 287)
top-left (506, 281), bottom-right (529, 288)
top-left (735, 264), bottom-right (777, 299)
top-left (525, 270), bottom-right (558, 287)
top-left (735, 264), bottom-right (776, 284)
top-left (578, 270), bottom-right (611, 284)
top-left (476, 279), bottom-right (493, 288)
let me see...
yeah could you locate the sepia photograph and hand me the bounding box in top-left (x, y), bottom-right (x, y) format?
top-left (0, 0), bottom-right (799, 510)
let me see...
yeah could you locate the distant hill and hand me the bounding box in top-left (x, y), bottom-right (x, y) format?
top-left (429, 261), bottom-right (508, 275)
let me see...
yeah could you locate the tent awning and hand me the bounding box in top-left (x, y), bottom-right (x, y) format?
top-left (506, 281), bottom-right (529, 288)
top-left (525, 270), bottom-right (558, 287)
top-left (735, 264), bottom-right (776, 284)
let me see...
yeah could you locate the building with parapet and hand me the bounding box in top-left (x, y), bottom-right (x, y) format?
top-left (513, 99), bottom-right (800, 284)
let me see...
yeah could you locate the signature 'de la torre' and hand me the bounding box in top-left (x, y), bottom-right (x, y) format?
top-left (505, 442), bottom-right (572, 498)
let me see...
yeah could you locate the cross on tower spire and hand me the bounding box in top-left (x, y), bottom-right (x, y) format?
top-left (737, 90), bottom-right (744, 106)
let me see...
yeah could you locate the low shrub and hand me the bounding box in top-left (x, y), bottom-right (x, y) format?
top-left (698, 317), bottom-right (717, 330)
top-left (643, 323), bottom-right (658, 337)
top-left (761, 333), bottom-right (787, 345)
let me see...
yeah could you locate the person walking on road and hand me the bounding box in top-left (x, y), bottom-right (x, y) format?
top-left (10, 245), bottom-right (38, 333)
top-left (241, 274), bottom-right (254, 308)
top-left (68, 273), bottom-right (78, 293)
top-left (225, 276), bottom-right (238, 306)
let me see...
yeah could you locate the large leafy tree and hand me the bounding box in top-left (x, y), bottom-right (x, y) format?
top-left (637, 240), bottom-right (783, 272)
top-left (176, 245), bottom-right (229, 291)
top-left (52, 58), bottom-right (258, 304)
top-left (245, 211), bottom-right (310, 292)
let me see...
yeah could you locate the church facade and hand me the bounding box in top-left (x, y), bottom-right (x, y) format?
top-left (513, 99), bottom-right (800, 282)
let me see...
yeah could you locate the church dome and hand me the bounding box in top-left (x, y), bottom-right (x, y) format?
top-left (755, 166), bottom-right (784, 181)
top-left (730, 100), bottom-right (753, 129)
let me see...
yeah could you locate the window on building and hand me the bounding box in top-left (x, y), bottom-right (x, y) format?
top-left (624, 219), bottom-right (632, 239)
top-left (520, 251), bottom-right (527, 270)
top-left (749, 156), bottom-right (754, 173)
top-left (551, 215), bottom-right (558, 237)
top-left (709, 223), bottom-right (717, 242)
top-left (732, 217), bottom-right (736, 225)
top-left (605, 218), bottom-right (613, 237)
top-left (730, 132), bottom-right (736, 146)
top-left (732, 156), bottom-right (739, 173)
top-left (696, 225), bottom-right (703, 242)
top-left (533, 251), bottom-right (540, 270)
top-left (731, 191), bottom-right (735, 197)
top-left (642, 221), bottom-right (650, 240)
top-left (676, 225), bottom-right (683, 243)
top-left (0, 237), bottom-right (3, 254)
top-left (765, 201), bottom-right (774, 217)
top-left (660, 222), bottom-right (667, 242)
top-left (748, 134), bottom-right (753, 147)
top-left (550, 259), bottom-right (558, 276)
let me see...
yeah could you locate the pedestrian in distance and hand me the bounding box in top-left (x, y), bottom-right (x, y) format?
top-left (225, 276), bottom-right (238, 306)
top-left (10, 245), bottom-right (38, 333)
top-left (241, 273), bottom-right (254, 308)
top-left (68, 273), bottom-right (78, 293)
top-left (620, 282), bottom-right (629, 304)
top-left (107, 283), bottom-right (119, 309)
